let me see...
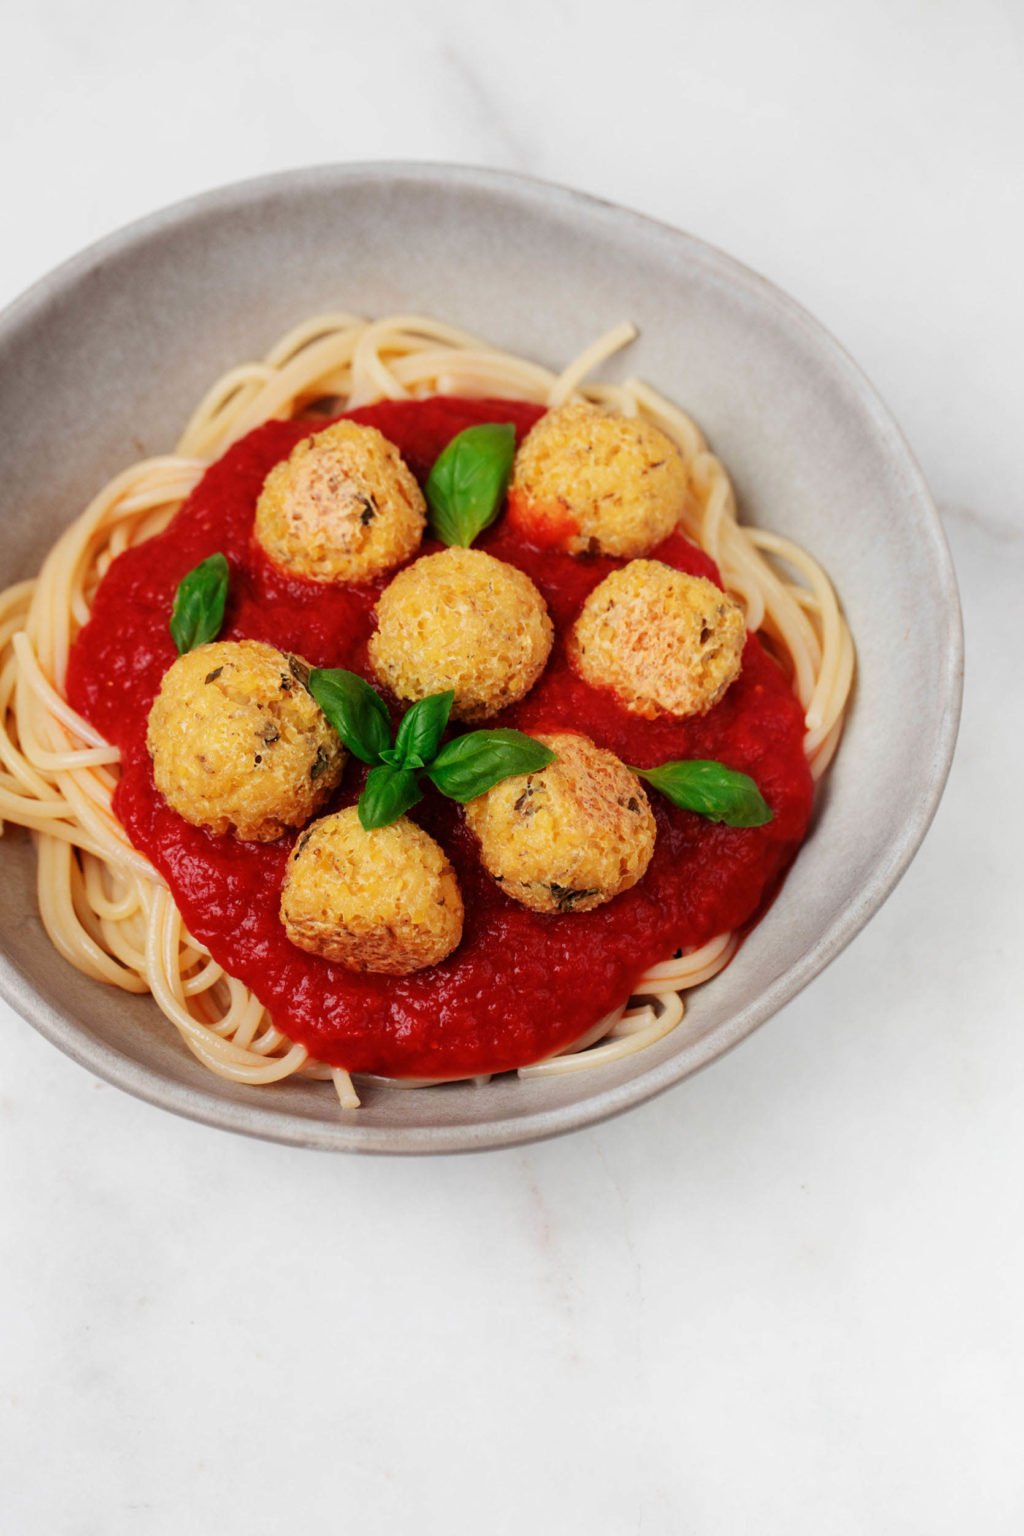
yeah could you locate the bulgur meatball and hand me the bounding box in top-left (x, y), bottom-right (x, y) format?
top-left (280, 808), bottom-right (463, 974)
top-left (368, 547), bottom-right (553, 721)
top-left (254, 420), bottom-right (425, 583)
top-left (146, 640), bottom-right (345, 842)
top-left (464, 731), bottom-right (656, 914)
top-left (507, 401), bottom-right (688, 557)
top-left (568, 560), bottom-right (746, 719)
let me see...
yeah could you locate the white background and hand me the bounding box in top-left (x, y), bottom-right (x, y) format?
top-left (1, 2), bottom-right (1022, 1531)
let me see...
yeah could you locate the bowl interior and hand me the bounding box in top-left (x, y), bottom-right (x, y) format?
top-left (0, 164), bottom-right (962, 1152)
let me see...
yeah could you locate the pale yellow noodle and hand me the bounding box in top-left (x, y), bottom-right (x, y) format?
top-left (0, 316), bottom-right (853, 1112)
top-left (548, 322), bottom-right (638, 407)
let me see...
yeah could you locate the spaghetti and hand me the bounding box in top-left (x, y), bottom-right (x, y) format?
top-left (0, 316), bottom-right (854, 1110)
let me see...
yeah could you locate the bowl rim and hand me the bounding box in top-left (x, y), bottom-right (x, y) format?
top-left (0, 160), bottom-right (964, 1154)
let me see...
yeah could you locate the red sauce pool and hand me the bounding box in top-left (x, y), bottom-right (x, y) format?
top-left (66, 398), bottom-right (813, 1078)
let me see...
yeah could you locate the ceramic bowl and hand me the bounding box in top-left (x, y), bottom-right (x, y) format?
top-left (0, 164), bottom-right (963, 1152)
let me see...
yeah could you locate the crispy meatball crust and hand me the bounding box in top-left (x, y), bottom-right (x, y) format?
top-left (280, 808), bottom-right (464, 974)
top-left (507, 402), bottom-right (688, 557)
top-left (368, 547), bottom-right (554, 722)
top-left (254, 420), bottom-right (426, 584)
top-left (464, 731), bottom-right (656, 914)
top-left (146, 640), bottom-right (345, 842)
top-left (568, 560), bottom-right (746, 719)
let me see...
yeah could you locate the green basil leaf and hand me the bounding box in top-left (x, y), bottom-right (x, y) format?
top-left (308, 668), bottom-right (392, 766)
top-left (632, 759), bottom-right (773, 827)
top-left (358, 764), bottom-right (424, 830)
top-left (393, 691), bottom-right (454, 770)
top-left (425, 423), bottom-right (517, 547)
top-left (169, 553), bottom-right (230, 655)
top-left (427, 729), bottom-right (556, 804)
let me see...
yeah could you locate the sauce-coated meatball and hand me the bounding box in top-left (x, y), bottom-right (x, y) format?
top-left (507, 402), bottom-right (687, 557)
top-left (368, 547), bottom-right (553, 721)
top-left (280, 808), bottom-right (464, 974)
top-left (568, 560), bottom-right (746, 719)
top-left (464, 731), bottom-right (656, 914)
top-left (146, 640), bottom-right (344, 842)
top-left (255, 420), bottom-right (425, 583)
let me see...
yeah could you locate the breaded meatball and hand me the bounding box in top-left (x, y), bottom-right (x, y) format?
top-left (568, 560), bottom-right (746, 719)
top-left (507, 401), bottom-right (688, 557)
top-left (280, 808), bottom-right (463, 974)
top-left (368, 547), bottom-right (553, 722)
top-left (146, 640), bottom-right (345, 842)
top-left (464, 731), bottom-right (656, 914)
top-left (254, 420), bottom-right (425, 584)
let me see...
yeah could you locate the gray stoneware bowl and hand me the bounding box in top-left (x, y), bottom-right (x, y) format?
top-left (0, 164), bottom-right (962, 1153)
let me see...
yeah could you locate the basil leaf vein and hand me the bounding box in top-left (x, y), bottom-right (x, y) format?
top-left (169, 553), bottom-right (230, 655)
top-left (308, 668), bottom-right (392, 765)
top-left (425, 423), bottom-right (517, 548)
top-left (428, 729), bottom-right (555, 803)
top-left (632, 759), bottom-right (773, 827)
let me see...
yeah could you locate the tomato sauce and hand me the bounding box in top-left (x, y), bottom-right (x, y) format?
top-left (66, 398), bottom-right (813, 1078)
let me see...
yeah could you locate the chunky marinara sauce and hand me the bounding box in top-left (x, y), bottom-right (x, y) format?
top-left (66, 398), bottom-right (813, 1078)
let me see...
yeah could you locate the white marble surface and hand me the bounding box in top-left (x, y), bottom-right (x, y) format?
top-left (1, 2), bottom-right (1021, 1530)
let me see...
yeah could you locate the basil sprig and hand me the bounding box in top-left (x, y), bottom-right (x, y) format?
top-left (308, 668), bottom-right (555, 830)
top-left (169, 553), bottom-right (230, 655)
top-left (425, 423), bottom-right (517, 547)
top-left (632, 759), bottom-right (773, 828)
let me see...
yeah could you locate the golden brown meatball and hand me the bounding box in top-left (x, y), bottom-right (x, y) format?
top-left (146, 640), bottom-right (344, 842)
top-left (368, 547), bottom-right (553, 721)
top-left (254, 420), bottom-right (425, 584)
top-left (280, 808), bottom-right (463, 974)
top-left (507, 402), bottom-right (687, 557)
top-left (464, 731), bottom-right (656, 914)
top-left (568, 560), bottom-right (746, 719)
